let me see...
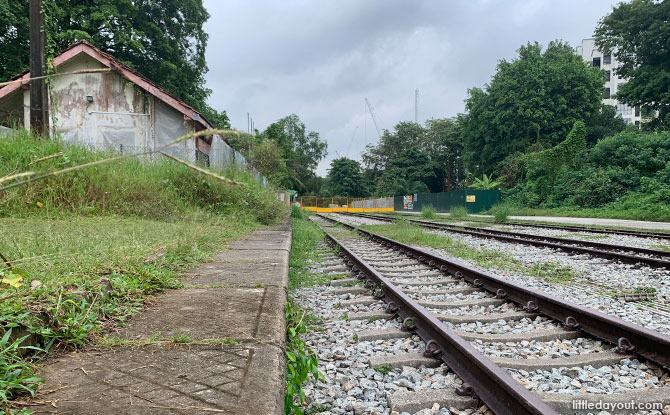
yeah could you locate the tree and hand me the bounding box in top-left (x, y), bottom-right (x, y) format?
top-left (461, 41), bottom-right (604, 176)
top-left (262, 114), bottom-right (327, 193)
top-left (0, 0), bottom-right (29, 81)
top-left (362, 121), bottom-right (425, 181)
top-left (0, 0), bottom-right (229, 127)
top-left (376, 147), bottom-right (442, 196)
top-left (424, 118), bottom-right (465, 191)
top-left (326, 158), bottom-right (368, 197)
top-left (585, 104), bottom-right (627, 145)
top-left (595, 0), bottom-right (670, 129)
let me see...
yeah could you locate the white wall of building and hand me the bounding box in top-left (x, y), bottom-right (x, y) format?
top-left (577, 38), bottom-right (641, 126)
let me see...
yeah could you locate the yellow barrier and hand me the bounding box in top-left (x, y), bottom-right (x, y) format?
top-left (299, 196), bottom-right (394, 213)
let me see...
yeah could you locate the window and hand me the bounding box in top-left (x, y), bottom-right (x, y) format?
top-left (592, 57), bottom-right (601, 68)
top-left (603, 88), bottom-right (610, 99)
top-left (603, 53), bottom-right (611, 65)
top-left (617, 103), bottom-right (632, 116)
top-left (635, 105), bottom-right (640, 117)
top-left (635, 121), bottom-right (640, 128)
top-left (605, 70), bottom-right (610, 81)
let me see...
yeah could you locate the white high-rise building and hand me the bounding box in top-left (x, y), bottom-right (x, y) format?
top-left (576, 38), bottom-right (642, 126)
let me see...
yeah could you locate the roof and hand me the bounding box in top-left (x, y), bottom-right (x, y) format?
top-left (0, 41), bottom-right (212, 129)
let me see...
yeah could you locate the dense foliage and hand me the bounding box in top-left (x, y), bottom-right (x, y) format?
top-left (362, 118), bottom-right (464, 196)
top-left (263, 115), bottom-right (328, 194)
top-left (0, 0), bottom-right (229, 128)
top-left (461, 41), bottom-right (604, 176)
top-left (325, 157), bottom-right (367, 197)
top-left (595, 0), bottom-right (670, 129)
top-left (504, 127), bottom-right (670, 220)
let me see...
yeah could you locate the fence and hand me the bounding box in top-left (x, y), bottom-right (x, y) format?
top-left (394, 190), bottom-right (500, 213)
top-left (300, 196), bottom-right (394, 213)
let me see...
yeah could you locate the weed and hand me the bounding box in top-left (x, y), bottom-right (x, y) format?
top-left (528, 263), bottom-right (579, 283)
top-left (421, 205), bottom-right (437, 219)
top-left (254, 282), bottom-right (265, 288)
top-left (289, 216), bottom-right (329, 289)
top-left (367, 316), bottom-right (379, 323)
top-left (305, 405), bottom-right (331, 415)
top-left (352, 334), bottom-right (358, 342)
top-left (291, 205), bottom-right (304, 219)
top-left (171, 331), bottom-right (193, 344)
top-left (489, 204), bottom-right (511, 223)
top-left (340, 314), bottom-right (349, 321)
top-left (449, 206), bottom-right (469, 220)
top-left (0, 329), bottom-right (44, 406)
top-left (285, 300), bottom-right (323, 415)
top-left (374, 364), bottom-right (392, 374)
top-left (651, 245), bottom-right (670, 252)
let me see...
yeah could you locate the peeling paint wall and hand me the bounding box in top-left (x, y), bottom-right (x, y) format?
top-left (36, 52), bottom-right (191, 156)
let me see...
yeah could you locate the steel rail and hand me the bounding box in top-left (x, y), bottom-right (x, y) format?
top-left (323, 231), bottom-right (557, 415)
top-left (319, 213), bottom-right (670, 369)
top-left (345, 212), bottom-right (670, 269)
top-left (388, 212), bottom-right (670, 241)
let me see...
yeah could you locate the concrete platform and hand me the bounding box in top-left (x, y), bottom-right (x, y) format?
top-left (18, 219), bottom-right (292, 415)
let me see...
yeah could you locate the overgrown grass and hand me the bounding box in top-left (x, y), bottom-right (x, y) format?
top-left (489, 204), bottom-right (511, 223)
top-left (0, 129), bottom-right (286, 224)
top-left (421, 204), bottom-right (437, 219)
top-left (361, 222), bottom-right (580, 283)
top-left (289, 215), bottom-right (328, 290)
top-left (449, 206), bottom-right (469, 220)
top-left (0, 129), bottom-right (288, 405)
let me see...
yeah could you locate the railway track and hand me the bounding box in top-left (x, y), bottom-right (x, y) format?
top-left (314, 213), bottom-right (670, 415)
top-left (340, 212), bottom-right (670, 269)
top-left (387, 212), bottom-right (670, 241)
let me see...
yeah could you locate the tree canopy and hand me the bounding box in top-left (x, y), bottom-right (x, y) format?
top-left (262, 114), bottom-right (327, 193)
top-left (461, 41), bottom-right (604, 176)
top-left (0, 0), bottom-right (229, 128)
top-left (326, 157), bottom-right (368, 197)
top-left (595, 0), bottom-right (670, 129)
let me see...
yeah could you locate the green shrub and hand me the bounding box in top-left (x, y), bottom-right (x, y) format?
top-left (490, 204), bottom-right (511, 223)
top-left (421, 204), bottom-right (437, 219)
top-left (449, 206), bottom-right (468, 220)
top-left (291, 205), bottom-right (303, 219)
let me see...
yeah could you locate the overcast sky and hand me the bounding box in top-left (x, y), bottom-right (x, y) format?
top-left (203, 0), bottom-right (619, 176)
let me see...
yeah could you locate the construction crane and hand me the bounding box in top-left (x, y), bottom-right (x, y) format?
top-left (365, 97), bottom-right (382, 138)
top-left (345, 125), bottom-right (358, 158)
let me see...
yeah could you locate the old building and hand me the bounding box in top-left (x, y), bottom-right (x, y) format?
top-left (0, 41), bottom-right (231, 166)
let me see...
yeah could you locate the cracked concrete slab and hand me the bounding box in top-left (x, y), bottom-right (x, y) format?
top-left (17, 218), bottom-right (291, 415)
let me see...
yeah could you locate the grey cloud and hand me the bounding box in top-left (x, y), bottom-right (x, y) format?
top-left (203, 0), bottom-right (619, 176)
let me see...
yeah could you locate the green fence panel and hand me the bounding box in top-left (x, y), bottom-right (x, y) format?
top-left (394, 190), bottom-right (501, 213)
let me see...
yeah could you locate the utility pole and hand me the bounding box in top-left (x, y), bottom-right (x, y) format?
top-left (30, 0), bottom-right (49, 136)
top-left (414, 88), bottom-right (419, 124)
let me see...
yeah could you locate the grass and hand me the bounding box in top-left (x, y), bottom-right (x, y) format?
top-left (651, 244), bottom-right (670, 252)
top-left (288, 215), bottom-right (329, 290)
top-left (374, 364), bottom-right (392, 374)
top-left (421, 204), bottom-right (437, 219)
top-left (360, 222), bottom-right (580, 283)
top-left (449, 206), bottom-right (469, 220)
top-left (0, 129), bottom-right (288, 405)
top-left (557, 233), bottom-right (609, 240)
top-left (489, 204), bottom-right (511, 223)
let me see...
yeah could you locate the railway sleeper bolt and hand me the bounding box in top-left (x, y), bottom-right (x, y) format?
top-left (615, 337), bottom-right (637, 354)
top-left (402, 317), bottom-right (417, 331)
top-left (428, 260), bottom-right (436, 267)
top-left (419, 255), bottom-right (425, 262)
top-left (524, 301), bottom-right (539, 312)
top-left (423, 340), bottom-right (443, 358)
top-left (440, 265), bottom-right (448, 272)
top-left (347, 260), bottom-right (353, 267)
top-left (473, 279), bottom-right (483, 288)
top-left (455, 271), bottom-right (463, 279)
top-left (564, 316), bottom-right (580, 330)
top-left (495, 289), bottom-right (507, 299)
top-left (352, 266), bottom-right (359, 272)
top-left (356, 272), bottom-right (366, 280)
top-left (374, 288), bottom-right (384, 299)
top-left (385, 302), bottom-right (399, 314)
top-left (365, 279), bottom-right (374, 289)
top-left (455, 382), bottom-right (474, 396)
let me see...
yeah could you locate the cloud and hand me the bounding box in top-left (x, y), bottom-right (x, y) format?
top-left (203, 0), bottom-right (619, 176)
